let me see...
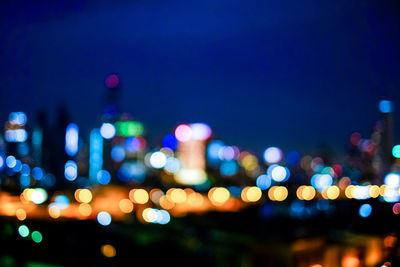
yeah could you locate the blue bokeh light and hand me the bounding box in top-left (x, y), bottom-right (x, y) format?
top-left (156, 209), bottom-right (171, 225)
top-left (111, 146), bottom-right (125, 162)
top-left (0, 155), bottom-right (4, 170)
top-left (125, 137), bottom-right (141, 153)
top-left (97, 170), bottom-right (111, 185)
top-left (13, 160), bottom-right (22, 172)
top-left (6, 156), bottom-right (17, 168)
top-left (65, 123), bottom-right (79, 156)
top-left (311, 174), bottom-right (333, 191)
top-left (21, 164), bottom-right (30, 176)
top-left (9, 112), bottom-right (27, 125)
top-left (54, 195), bottom-right (70, 210)
top-left (64, 160), bottom-right (78, 181)
top-left (359, 203), bottom-right (372, 218)
top-left (162, 134), bottom-right (178, 150)
top-left (207, 140), bottom-right (224, 164)
top-left (32, 167), bottom-right (44, 180)
top-left (256, 174), bottom-right (272, 190)
top-left (220, 160), bottom-right (239, 176)
top-left (97, 211), bottom-right (112, 226)
top-left (379, 100), bottom-right (393, 113)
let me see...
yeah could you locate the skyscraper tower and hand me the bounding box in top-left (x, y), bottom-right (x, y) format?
top-left (379, 100), bottom-right (395, 174)
top-left (102, 74), bottom-right (121, 122)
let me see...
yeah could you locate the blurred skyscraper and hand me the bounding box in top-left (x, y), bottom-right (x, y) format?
top-left (379, 100), bottom-right (395, 176)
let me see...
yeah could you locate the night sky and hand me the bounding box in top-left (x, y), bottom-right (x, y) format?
top-left (1, 0), bottom-right (399, 155)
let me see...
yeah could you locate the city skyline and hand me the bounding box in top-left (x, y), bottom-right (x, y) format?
top-left (1, 0), bottom-right (400, 154)
top-left (1, 1), bottom-right (400, 266)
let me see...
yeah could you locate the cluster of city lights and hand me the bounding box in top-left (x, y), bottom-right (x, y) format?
top-left (0, 99), bottom-right (399, 232)
top-left (6, 172), bottom-right (400, 230)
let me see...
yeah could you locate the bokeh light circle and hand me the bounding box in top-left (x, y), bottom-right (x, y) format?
top-left (97, 211), bottom-right (112, 226)
top-left (359, 203), bottom-right (372, 218)
top-left (100, 123), bottom-right (116, 139)
top-left (175, 124), bottom-right (192, 142)
top-left (263, 147), bottom-right (283, 164)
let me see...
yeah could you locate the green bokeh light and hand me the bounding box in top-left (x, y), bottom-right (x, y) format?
top-left (18, 225), bottom-right (29, 237)
top-left (115, 121), bottom-right (143, 137)
top-left (31, 231), bottom-right (42, 243)
top-left (393, 145), bottom-right (400, 158)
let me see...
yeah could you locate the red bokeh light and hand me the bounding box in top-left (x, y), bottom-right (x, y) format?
top-left (105, 74), bottom-right (119, 88)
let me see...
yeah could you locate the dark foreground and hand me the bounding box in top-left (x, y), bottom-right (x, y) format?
top-left (1, 199), bottom-right (399, 267)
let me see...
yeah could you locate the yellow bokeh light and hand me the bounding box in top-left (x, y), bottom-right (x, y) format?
top-left (302, 186), bottom-right (316, 201)
top-left (78, 203), bottom-right (92, 217)
top-left (23, 188), bottom-right (35, 201)
top-left (296, 185), bottom-right (306, 200)
top-left (142, 208), bottom-right (158, 223)
top-left (345, 185), bottom-right (355, 199)
top-left (142, 208), bottom-right (151, 222)
top-left (159, 195), bottom-right (175, 210)
top-left (101, 244), bottom-right (116, 258)
top-left (326, 186), bottom-right (340, 200)
top-left (119, 199), bottom-right (134, 213)
top-left (241, 187), bottom-right (250, 202)
top-left (370, 185), bottom-right (380, 198)
top-left (209, 187), bottom-right (230, 205)
top-left (240, 154), bottom-right (258, 171)
top-left (74, 189), bottom-right (81, 202)
top-left (170, 188), bottom-right (187, 204)
top-left (78, 189), bottom-right (92, 203)
top-left (246, 186), bottom-right (262, 202)
top-left (48, 205), bottom-right (61, 219)
top-left (268, 186), bottom-right (277, 201)
top-left (15, 208), bottom-right (26, 221)
top-left (129, 189), bottom-right (149, 204)
top-left (380, 185), bottom-right (387, 197)
top-left (268, 186), bottom-right (287, 201)
top-left (273, 186), bottom-right (288, 201)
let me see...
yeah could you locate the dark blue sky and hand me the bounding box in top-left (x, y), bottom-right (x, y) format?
top-left (1, 0), bottom-right (399, 155)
